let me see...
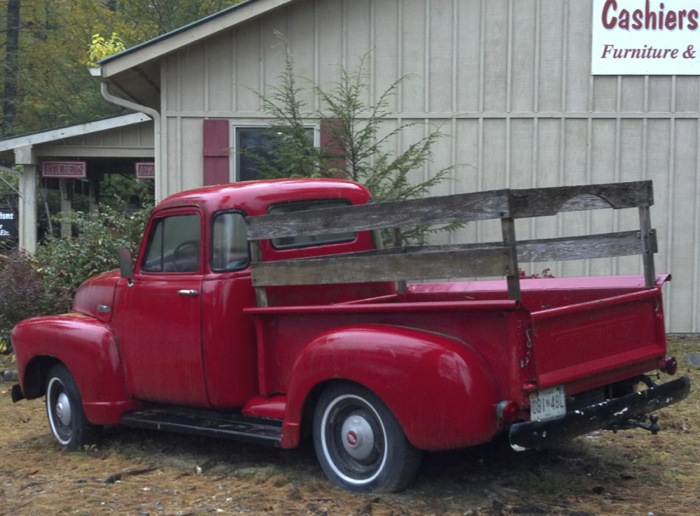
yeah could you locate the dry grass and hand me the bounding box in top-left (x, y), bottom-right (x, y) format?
top-left (1, 336), bottom-right (698, 515)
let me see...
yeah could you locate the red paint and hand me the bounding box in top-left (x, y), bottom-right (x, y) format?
top-left (203, 119), bottom-right (230, 185)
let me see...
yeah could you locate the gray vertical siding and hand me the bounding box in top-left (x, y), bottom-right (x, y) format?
top-left (162, 0), bottom-right (700, 332)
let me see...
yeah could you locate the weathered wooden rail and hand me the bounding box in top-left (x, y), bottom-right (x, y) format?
top-left (245, 181), bottom-right (657, 306)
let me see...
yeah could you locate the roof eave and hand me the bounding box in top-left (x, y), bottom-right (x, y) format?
top-left (0, 114), bottom-right (152, 152)
top-left (99, 0), bottom-right (296, 79)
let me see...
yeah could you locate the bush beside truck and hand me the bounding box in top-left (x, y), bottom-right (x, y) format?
top-left (0, 203), bottom-right (151, 352)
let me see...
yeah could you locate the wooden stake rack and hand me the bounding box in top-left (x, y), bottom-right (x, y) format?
top-left (245, 181), bottom-right (657, 307)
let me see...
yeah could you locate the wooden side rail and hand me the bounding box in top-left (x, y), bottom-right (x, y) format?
top-left (251, 246), bottom-right (516, 289)
top-left (246, 181), bottom-right (653, 239)
top-left (246, 181), bottom-right (656, 306)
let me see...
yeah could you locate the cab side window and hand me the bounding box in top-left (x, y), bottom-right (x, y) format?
top-left (142, 214), bottom-right (201, 273)
top-left (211, 212), bottom-right (249, 271)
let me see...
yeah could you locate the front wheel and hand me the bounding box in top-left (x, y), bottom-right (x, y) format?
top-left (45, 364), bottom-right (97, 450)
top-left (313, 383), bottom-right (422, 493)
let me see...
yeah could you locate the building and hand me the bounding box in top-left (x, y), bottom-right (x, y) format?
top-left (0, 114), bottom-right (153, 251)
top-left (9, 0), bottom-right (700, 332)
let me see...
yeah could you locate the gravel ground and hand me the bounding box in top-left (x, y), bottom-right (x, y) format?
top-left (1, 336), bottom-right (698, 515)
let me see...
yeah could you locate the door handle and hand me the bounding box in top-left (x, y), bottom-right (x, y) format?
top-left (177, 289), bottom-right (199, 296)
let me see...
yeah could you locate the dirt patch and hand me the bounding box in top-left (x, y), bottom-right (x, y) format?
top-left (1, 337), bottom-right (698, 515)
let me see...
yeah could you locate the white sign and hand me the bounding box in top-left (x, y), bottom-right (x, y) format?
top-left (592, 0), bottom-right (700, 75)
top-left (0, 208), bottom-right (17, 238)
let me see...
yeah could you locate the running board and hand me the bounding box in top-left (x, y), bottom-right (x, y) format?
top-left (121, 407), bottom-right (283, 447)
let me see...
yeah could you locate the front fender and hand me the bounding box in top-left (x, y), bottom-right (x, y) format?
top-left (284, 324), bottom-right (499, 450)
top-left (11, 313), bottom-right (140, 424)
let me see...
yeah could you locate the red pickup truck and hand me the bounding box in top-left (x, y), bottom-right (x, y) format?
top-left (10, 178), bottom-right (689, 493)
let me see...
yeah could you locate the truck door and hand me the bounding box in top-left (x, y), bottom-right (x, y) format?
top-left (117, 209), bottom-right (208, 406)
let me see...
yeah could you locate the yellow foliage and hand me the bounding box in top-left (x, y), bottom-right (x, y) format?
top-left (87, 33), bottom-right (126, 66)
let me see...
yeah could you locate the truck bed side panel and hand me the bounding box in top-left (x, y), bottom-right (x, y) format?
top-left (248, 301), bottom-right (530, 449)
top-left (282, 324), bottom-right (501, 450)
top-left (248, 301), bottom-right (521, 398)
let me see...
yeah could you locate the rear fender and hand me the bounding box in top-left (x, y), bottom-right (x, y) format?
top-left (12, 313), bottom-right (140, 424)
top-left (283, 324), bottom-right (499, 450)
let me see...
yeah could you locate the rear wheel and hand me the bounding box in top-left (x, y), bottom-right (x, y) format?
top-left (313, 383), bottom-right (422, 493)
top-left (45, 364), bottom-right (97, 450)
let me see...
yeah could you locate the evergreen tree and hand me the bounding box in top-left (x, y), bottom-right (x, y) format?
top-left (250, 46), bottom-right (458, 244)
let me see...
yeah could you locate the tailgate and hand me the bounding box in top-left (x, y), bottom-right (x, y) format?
top-left (530, 288), bottom-right (665, 391)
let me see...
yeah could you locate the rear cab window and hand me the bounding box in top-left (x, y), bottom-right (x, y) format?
top-left (267, 199), bottom-right (356, 249)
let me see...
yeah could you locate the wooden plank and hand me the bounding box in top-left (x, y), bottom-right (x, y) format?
top-left (245, 189), bottom-right (511, 240)
top-left (392, 228), bottom-right (407, 294)
top-left (501, 217), bottom-right (521, 300)
top-left (399, 231), bottom-right (653, 263)
top-left (249, 240), bottom-right (268, 307)
top-left (250, 246), bottom-right (514, 287)
top-left (509, 181), bottom-right (653, 218)
top-left (249, 231), bottom-right (651, 288)
top-left (245, 181), bottom-right (654, 240)
top-left (516, 231), bottom-right (652, 262)
top-left (638, 206), bottom-right (656, 287)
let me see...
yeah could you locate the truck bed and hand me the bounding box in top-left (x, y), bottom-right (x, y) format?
top-left (244, 181), bottom-right (672, 420)
top-left (247, 274), bottom-right (669, 405)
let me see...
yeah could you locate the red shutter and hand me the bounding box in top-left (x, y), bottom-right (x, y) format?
top-left (319, 118), bottom-right (347, 178)
top-left (203, 119), bottom-right (230, 185)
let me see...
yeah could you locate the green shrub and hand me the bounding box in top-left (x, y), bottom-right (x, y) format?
top-left (0, 202), bottom-right (151, 352)
top-left (34, 201), bottom-right (151, 293)
top-left (0, 249), bottom-right (72, 353)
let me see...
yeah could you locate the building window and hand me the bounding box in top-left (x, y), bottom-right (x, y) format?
top-left (233, 126), bottom-right (316, 182)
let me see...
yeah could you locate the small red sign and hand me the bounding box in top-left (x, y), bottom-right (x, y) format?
top-left (42, 161), bottom-right (87, 178)
top-left (136, 162), bottom-right (155, 179)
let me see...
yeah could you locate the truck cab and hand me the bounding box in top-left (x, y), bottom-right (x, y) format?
top-left (108, 179), bottom-right (386, 410)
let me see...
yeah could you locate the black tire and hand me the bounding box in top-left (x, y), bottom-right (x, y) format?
top-left (45, 364), bottom-right (97, 450)
top-left (312, 383), bottom-right (422, 493)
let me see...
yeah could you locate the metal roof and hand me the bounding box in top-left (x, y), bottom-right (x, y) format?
top-left (0, 113), bottom-right (151, 153)
top-left (97, 0), bottom-right (295, 79)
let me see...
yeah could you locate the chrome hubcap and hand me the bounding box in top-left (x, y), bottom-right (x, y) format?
top-left (341, 414), bottom-right (374, 460)
top-left (55, 392), bottom-right (72, 427)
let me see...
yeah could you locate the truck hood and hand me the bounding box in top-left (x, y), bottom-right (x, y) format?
top-left (72, 269), bottom-right (121, 322)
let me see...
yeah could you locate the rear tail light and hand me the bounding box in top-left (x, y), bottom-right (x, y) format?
top-left (496, 400), bottom-right (520, 423)
top-left (662, 356), bottom-right (678, 375)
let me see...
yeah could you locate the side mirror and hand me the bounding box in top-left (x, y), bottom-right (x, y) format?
top-left (117, 248), bottom-right (134, 279)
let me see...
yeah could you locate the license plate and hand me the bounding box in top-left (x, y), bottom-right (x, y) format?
top-left (529, 386), bottom-right (566, 421)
